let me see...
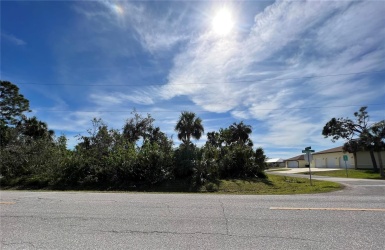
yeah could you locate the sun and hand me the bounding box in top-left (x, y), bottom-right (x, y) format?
top-left (112, 4), bottom-right (124, 15)
top-left (212, 8), bottom-right (234, 36)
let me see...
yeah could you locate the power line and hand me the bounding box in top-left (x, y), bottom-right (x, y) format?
top-left (16, 70), bottom-right (385, 87)
top-left (31, 103), bottom-right (385, 113)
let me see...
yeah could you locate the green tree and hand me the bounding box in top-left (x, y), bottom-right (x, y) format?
top-left (0, 81), bottom-right (31, 126)
top-left (219, 128), bottom-right (233, 146)
top-left (370, 121), bottom-right (385, 177)
top-left (76, 118), bottom-right (118, 156)
top-left (135, 140), bottom-right (174, 186)
top-left (17, 116), bottom-right (54, 141)
top-left (0, 123), bottom-right (13, 147)
top-left (322, 107), bottom-right (383, 177)
top-left (342, 139), bottom-right (361, 170)
top-left (147, 126), bottom-right (173, 148)
top-left (1, 81), bottom-right (31, 147)
top-left (229, 121), bottom-right (253, 146)
top-left (218, 143), bottom-right (256, 178)
top-left (206, 122), bottom-right (265, 179)
top-left (72, 117), bottom-right (175, 189)
top-left (73, 118), bottom-right (128, 188)
top-left (173, 143), bottom-right (198, 178)
top-left (254, 147), bottom-right (267, 171)
top-left (206, 131), bottom-right (220, 147)
top-left (123, 111), bottom-right (155, 143)
top-left (175, 111), bottom-right (204, 144)
top-left (0, 132), bottom-right (69, 187)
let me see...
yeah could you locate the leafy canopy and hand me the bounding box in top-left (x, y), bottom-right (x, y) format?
top-left (0, 80), bottom-right (30, 126)
top-left (322, 106), bottom-right (384, 178)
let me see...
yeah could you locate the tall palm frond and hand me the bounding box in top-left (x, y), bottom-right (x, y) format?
top-left (175, 111), bottom-right (204, 144)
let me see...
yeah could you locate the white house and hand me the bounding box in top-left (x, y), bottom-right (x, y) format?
top-left (285, 155), bottom-right (307, 168)
top-left (265, 158), bottom-right (285, 168)
top-left (310, 146), bottom-right (354, 169)
top-left (355, 150), bottom-right (385, 169)
top-left (284, 145), bottom-right (384, 169)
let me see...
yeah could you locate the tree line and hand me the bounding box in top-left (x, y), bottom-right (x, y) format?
top-left (0, 81), bottom-right (267, 190)
top-left (2, 80), bottom-right (384, 188)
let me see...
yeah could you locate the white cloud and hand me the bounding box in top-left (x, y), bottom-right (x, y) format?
top-left (89, 90), bottom-right (155, 106)
top-left (38, 0), bottom-right (384, 155)
top-left (156, 0), bottom-right (385, 153)
top-left (1, 32), bottom-right (26, 46)
top-left (83, 0), bottom-right (190, 53)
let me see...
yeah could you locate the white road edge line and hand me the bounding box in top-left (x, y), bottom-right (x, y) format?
top-left (270, 207), bottom-right (385, 212)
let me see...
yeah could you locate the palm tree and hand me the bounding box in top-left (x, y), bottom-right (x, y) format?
top-left (229, 121), bottom-right (252, 146)
top-left (206, 131), bottom-right (220, 147)
top-left (17, 116), bottom-right (54, 141)
top-left (175, 111), bottom-right (204, 144)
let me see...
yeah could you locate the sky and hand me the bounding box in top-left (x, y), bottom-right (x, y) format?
top-left (1, 0), bottom-right (384, 159)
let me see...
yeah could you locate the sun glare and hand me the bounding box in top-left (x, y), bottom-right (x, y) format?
top-left (212, 8), bottom-right (234, 36)
top-left (113, 4), bottom-right (123, 15)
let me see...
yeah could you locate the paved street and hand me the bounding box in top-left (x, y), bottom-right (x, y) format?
top-left (1, 175), bottom-right (384, 250)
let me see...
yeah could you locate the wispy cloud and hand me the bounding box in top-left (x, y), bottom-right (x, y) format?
top-left (74, 0), bottom-right (189, 53)
top-left (157, 0), bottom-right (385, 152)
top-left (1, 32), bottom-right (26, 46)
top-left (89, 90), bottom-right (155, 106)
top-left (11, 0), bottom-right (383, 156)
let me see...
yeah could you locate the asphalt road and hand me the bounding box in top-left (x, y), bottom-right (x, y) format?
top-left (1, 177), bottom-right (384, 250)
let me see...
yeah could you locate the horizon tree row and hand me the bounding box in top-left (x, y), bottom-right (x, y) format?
top-left (1, 80), bottom-right (267, 190)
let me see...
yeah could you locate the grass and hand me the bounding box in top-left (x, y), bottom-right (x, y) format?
top-left (2, 174), bottom-right (343, 195)
top-left (154, 174), bottom-right (342, 194)
top-left (205, 174), bottom-right (342, 194)
top-left (300, 169), bottom-right (383, 179)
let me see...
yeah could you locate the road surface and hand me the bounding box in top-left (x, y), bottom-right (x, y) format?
top-left (1, 176), bottom-right (384, 249)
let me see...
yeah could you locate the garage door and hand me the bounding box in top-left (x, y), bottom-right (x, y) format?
top-left (315, 158), bottom-right (324, 168)
top-left (326, 158), bottom-right (337, 168)
top-left (287, 161), bottom-right (298, 168)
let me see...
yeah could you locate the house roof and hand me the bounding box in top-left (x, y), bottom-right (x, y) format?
top-left (285, 155), bottom-right (304, 161)
top-left (265, 158), bottom-right (284, 163)
top-left (284, 145), bottom-right (345, 161)
top-left (313, 146), bottom-right (344, 155)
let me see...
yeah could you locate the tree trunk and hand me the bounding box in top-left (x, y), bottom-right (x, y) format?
top-left (377, 151), bottom-right (385, 179)
top-left (353, 152), bottom-right (358, 170)
top-left (369, 149), bottom-right (378, 172)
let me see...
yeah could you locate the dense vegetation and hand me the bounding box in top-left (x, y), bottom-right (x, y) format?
top-left (0, 81), bottom-right (267, 190)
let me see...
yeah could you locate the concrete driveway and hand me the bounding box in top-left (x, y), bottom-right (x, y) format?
top-left (267, 167), bottom-right (385, 196)
top-left (266, 167), bottom-right (341, 174)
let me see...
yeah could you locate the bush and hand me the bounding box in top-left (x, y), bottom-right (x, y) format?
top-left (204, 182), bottom-right (219, 192)
top-left (174, 144), bottom-right (197, 178)
top-left (134, 141), bottom-right (174, 186)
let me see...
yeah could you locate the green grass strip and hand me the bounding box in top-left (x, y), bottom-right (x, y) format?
top-left (199, 174), bottom-right (342, 194)
top-left (300, 169), bottom-right (382, 179)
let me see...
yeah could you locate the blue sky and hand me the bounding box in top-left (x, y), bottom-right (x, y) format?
top-left (1, 0), bottom-right (384, 159)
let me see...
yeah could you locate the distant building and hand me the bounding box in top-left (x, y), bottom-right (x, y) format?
top-left (285, 155), bottom-right (306, 168)
top-left (265, 158), bottom-right (285, 168)
top-left (310, 146), bottom-right (354, 169)
top-left (285, 146), bottom-right (385, 169)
